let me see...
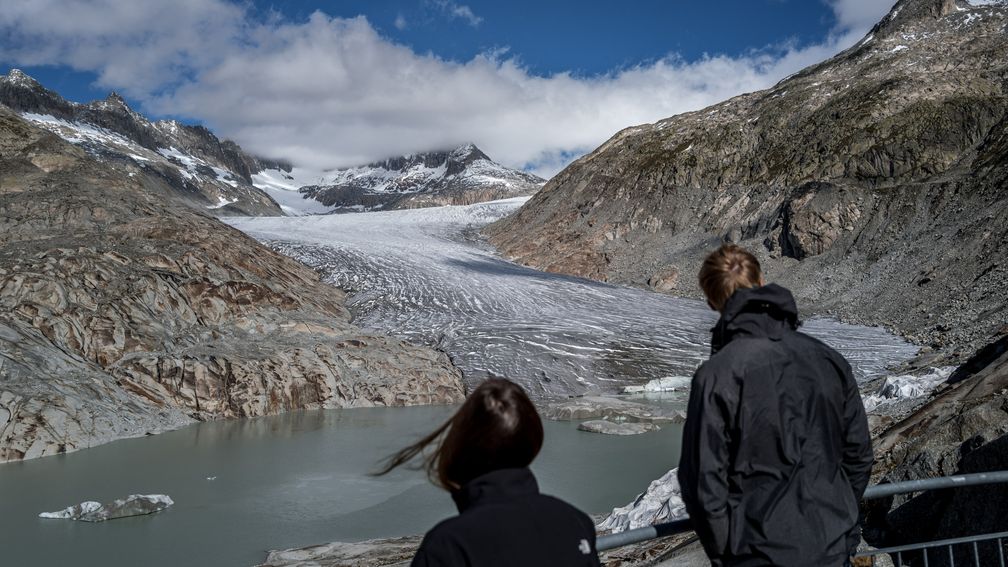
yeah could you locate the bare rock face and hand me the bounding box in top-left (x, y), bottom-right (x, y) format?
top-left (0, 107), bottom-right (465, 462)
top-left (259, 537), bottom-right (421, 567)
top-left (487, 0), bottom-right (1008, 357)
top-left (774, 182), bottom-right (871, 260)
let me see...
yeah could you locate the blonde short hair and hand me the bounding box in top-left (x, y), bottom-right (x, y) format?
top-left (698, 244), bottom-right (762, 311)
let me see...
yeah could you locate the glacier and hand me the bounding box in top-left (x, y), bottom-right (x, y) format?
top-left (227, 198), bottom-right (918, 400)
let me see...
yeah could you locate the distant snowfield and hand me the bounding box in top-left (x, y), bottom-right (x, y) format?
top-left (227, 199), bottom-right (918, 399)
top-left (252, 167), bottom-right (335, 215)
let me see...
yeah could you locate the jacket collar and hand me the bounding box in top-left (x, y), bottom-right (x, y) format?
top-left (451, 467), bottom-right (539, 513)
top-left (710, 283), bottom-right (800, 354)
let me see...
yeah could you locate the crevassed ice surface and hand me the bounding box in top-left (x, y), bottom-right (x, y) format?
top-left (227, 197), bottom-right (918, 399)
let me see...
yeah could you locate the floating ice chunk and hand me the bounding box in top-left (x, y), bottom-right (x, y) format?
top-left (598, 468), bottom-right (686, 533)
top-left (39, 494), bottom-right (173, 522)
top-left (622, 376), bottom-right (691, 394)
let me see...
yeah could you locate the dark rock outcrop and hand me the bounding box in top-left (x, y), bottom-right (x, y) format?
top-left (0, 106), bottom-right (465, 462)
top-left (487, 0), bottom-right (1008, 357)
top-left (866, 337), bottom-right (1008, 564)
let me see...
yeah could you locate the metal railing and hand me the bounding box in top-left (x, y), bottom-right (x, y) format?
top-left (596, 470), bottom-right (1008, 560)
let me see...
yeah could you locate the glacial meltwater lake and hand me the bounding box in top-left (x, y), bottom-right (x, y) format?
top-left (0, 198), bottom-right (920, 566)
top-left (0, 406), bottom-right (685, 566)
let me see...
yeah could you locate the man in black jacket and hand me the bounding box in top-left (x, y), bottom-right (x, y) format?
top-left (678, 244), bottom-right (873, 566)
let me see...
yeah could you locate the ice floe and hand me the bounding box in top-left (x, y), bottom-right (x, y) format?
top-left (39, 494), bottom-right (173, 522)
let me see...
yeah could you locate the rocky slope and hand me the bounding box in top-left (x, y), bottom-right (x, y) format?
top-left (0, 106), bottom-right (465, 462)
top-left (488, 0), bottom-right (1008, 359)
top-left (0, 69), bottom-right (286, 216)
top-left (295, 143), bottom-right (544, 212)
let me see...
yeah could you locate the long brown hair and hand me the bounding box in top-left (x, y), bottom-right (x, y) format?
top-left (373, 378), bottom-right (544, 490)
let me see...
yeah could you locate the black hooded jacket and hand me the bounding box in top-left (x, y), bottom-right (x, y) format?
top-left (678, 284), bottom-right (873, 567)
top-left (411, 467), bottom-right (601, 567)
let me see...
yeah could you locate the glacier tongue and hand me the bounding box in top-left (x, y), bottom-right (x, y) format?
top-left (227, 198), bottom-right (918, 401)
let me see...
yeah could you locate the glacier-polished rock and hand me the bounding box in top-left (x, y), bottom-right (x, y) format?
top-left (0, 107), bottom-right (465, 462)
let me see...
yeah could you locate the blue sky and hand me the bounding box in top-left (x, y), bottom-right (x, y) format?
top-left (0, 0), bottom-right (894, 175)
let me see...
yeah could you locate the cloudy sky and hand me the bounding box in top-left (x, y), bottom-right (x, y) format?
top-left (0, 0), bottom-right (895, 177)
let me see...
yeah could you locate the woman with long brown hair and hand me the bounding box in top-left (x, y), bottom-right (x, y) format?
top-left (375, 378), bottom-right (601, 566)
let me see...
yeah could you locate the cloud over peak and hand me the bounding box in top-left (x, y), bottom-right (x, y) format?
top-left (0, 0), bottom-right (893, 178)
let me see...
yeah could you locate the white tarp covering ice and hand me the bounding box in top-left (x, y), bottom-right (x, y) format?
top-left (863, 367), bottom-right (955, 412)
top-left (598, 468), bottom-right (686, 533)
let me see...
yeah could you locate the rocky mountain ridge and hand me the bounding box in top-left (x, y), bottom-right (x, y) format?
top-left (295, 143), bottom-right (544, 212)
top-left (0, 106), bottom-right (465, 462)
top-left (1, 69), bottom-right (543, 217)
top-left (0, 68), bottom-right (289, 215)
top-left (487, 0), bottom-right (1008, 359)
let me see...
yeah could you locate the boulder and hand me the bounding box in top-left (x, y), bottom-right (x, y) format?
top-left (577, 420), bottom-right (660, 435)
top-left (647, 266), bottom-right (680, 293)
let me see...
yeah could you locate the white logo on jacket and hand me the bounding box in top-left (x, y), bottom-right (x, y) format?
top-left (578, 539), bottom-right (591, 555)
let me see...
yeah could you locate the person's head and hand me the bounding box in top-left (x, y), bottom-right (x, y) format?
top-left (374, 378), bottom-right (544, 491)
top-left (698, 244), bottom-right (764, 312)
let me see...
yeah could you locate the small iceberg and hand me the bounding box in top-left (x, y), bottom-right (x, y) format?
top-left (622, 376), bottom-right (691, 394)
top-left (39, 494), bottom-right (173, 522)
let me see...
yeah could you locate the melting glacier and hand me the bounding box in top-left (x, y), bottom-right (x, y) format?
top-left (227, 198), bottom-right (918, 400)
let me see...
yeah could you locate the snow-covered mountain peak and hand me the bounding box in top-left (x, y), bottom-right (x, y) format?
top-left (0, 71), bottom-right (286, 216)
top-left (4, 68), bottom-right (40, 89)
top-left (449, 142), bottom-right (484, 160)
top-left (102, 91), bottom-right (130, 109)
top-left (286, 143), bottom-right (545, 213)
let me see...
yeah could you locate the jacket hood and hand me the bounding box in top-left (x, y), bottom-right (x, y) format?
top-left (451, 467), bottom-right (539, 513)
top-left (711, 283), bottom-right (800, 354)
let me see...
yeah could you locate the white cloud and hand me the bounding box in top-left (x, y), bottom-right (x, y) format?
top-left (432, 1), bottom-right (483, 27)
top-left (394, 13), bottom-right (408, 30)
top-left (827, 0), bottom-right (895, 32)
top-left (0, 0), bottom-right (895, 178)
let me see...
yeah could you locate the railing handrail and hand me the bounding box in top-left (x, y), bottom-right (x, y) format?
top-left (596, 470), bottom-right (1008, 552)
top-left (862, 470), bottom-right (1008, 500)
